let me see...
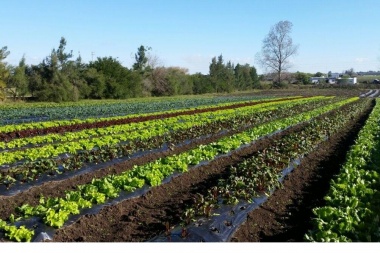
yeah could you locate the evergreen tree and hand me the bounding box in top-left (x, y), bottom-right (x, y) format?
top-left (8, 56), bottom-right (29, 100)
top-left (34, 37), bottom-right (78, 102)
top-left (133, 45), bottom-right (151, 75)
top-left (235, 64), bottom-right (252, 90)
top-left (250, 65), bottom-right (260, 89)
top-left (0, 46), bottom-right (10, 100)
top-left (209, 55), bottom-right (234, 93)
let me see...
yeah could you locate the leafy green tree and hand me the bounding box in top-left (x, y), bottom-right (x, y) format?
top-left (90, 57), bottom-right (125, 98)
top-left (37, 55), bottom-right (70, 102)
top-left (7, 56), bottom-right (29, 100)
top-left (0, 46), bottom-right (10, 100)
top-left (149, 67), bottom-right (193, 96)
top-left (314, 72), bottom-right (324, 77)
top-left (28, 37), bottom-right (102, 102)
top-left (150, 67), bottom-right (167, 96)
top-left (65, 55), bottom-right (90, 99)
top-left (83, 67), bottom-right (106, 99)
top-left (191, 73), bottom-right (213, 94)
top-left (345, 68), bottom-right (355, 77)
top-left (32, 37), bottom-right (78, 102)
top-left (90, 56), bottom-right (142, 99)
top-left (165, 67), bottom-right (193, 95)
top-left (26, 64), bottom-right (43, 98)
top-left (295, 71), bottom-right (311, 85)
top-left (128, 70), bottom-right (143, 98)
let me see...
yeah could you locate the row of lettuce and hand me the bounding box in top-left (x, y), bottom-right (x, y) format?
top-left (0, 95), bottom-right (271, 126)
top-left (166, 96), bottom-right (371, 240)
top-left (0, 97), bottom-right (332, 188)
top-left (0, 97), bottom-right (297, 136)
top-left (0, 97), bottom-right (328, 161)
top-left (306, 98), bottom-right (380, 242)
top-left (0, 97), bottom-right (361, 241)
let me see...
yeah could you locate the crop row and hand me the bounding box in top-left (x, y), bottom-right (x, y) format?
top-left (173, 98), bottom-right (371, 240)
top-left (0, 97), bottom-right (330, 167)
top-left (0, 97), bottom-right (325, 151)
top-left (0, 97), bottom-right (336, 188)
top-left (0, 97), bottom-right (359, 241)
top-left (0, 95), bottom-right (273, 125)
top-left (306, 99), bottom-right (380, 242)
top-left (0, 97), bottom-right (302, 141)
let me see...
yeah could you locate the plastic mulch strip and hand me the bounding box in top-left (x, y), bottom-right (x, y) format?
top-left (148, 158), bottom-right (301, 242)
top-left (23, 127), bottom-right (289, 242)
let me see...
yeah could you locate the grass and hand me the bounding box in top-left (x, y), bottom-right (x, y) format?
top-left (357, 75), bottom-right (380, 83)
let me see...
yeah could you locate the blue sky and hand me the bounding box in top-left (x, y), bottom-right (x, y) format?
top-left (1, 0), bottom-right (379, 74)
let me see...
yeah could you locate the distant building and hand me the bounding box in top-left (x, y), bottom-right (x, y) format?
top-left (337, 77), bottom-right (357, 85)
top-left (329, 73), bottom-right (340, 79)
top-left (310, 74), bottom-right (357, 85)
top-left (327, 78), bottom-right (337, 84)
top-left (310, 76), bottom-right (326, 84)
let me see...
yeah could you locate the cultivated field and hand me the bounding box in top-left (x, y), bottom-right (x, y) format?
top-left (0, 89), bottom-right (378, 242)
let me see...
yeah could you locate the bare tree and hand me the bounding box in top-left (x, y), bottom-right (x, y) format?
top-left (256, 20), bottom-right (298, 87)
top-left (147, 53), bottom-right (163, 70)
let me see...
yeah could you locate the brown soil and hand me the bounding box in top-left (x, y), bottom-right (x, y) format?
top-left (47, 100), bottom-right (372, 242)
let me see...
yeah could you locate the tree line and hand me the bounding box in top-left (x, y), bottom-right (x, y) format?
top-left (0, 38), bottom-right (260, 102)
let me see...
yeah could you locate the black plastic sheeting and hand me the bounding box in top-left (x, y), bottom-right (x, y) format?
top-left (0, 124), bottom-right (294, 242)
top-left (0, 129), bottom-right (228, 196)
top-left (27, 168), bottom-right (194, 242)
top-left (26, 129), bottom-right (284, 241)
top-left (15, 184), bottom-right (155, 242)
top-left (0, 144), bottom-right (169, 197)
top-left (148, 158), bottom-right (301, 242)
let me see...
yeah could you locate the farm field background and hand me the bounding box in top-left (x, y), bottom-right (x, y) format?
top-left (0, 88), bottom-right (379, 243)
